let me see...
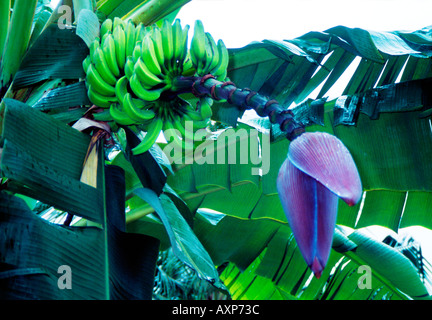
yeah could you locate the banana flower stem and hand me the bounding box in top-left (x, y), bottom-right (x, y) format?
top-left (173, 75), bottom-right (305, 140)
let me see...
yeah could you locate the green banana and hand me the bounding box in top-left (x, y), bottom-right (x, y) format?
top-left (82, 56), bottom-right (91, 73)
top-left (89, 38), bottom-right (100, 58)
top-left (150, 26), bottom-right (165, 67)
top-left (161, 19), bottom-right (174, 68)
top-left (179, 24), bottom-right (190, 68)
top-left (173, 115), bottom-right (195, 142)
top-left (134, 57), bottom-right (163, 88)
top-left (113, 25), bottom-right (126, 70)
top-left (132, 117), bottom-right (163, 154)
top-left (190, 20), bottom-right (206, 75)
top-left (86, 64), bottom-right (116, 96)
top-left (87, 85), bottom-right (117, 108)
top-left (183, 111), bottom-right (209, 130)
top-left (204, 32), bottom-right (219, 74)
top-left (124, 56), bottom-right (134, 79)
top-left (212, 39), bottom-right (229, 79)
top-left (172, 19), bottom-right (182, 65)
top-left (141, 33), bottom-right (162, 76)
top-left (102, 34), bottom-right (120, 77)
top-left (92, 46), bottom-right (117, 85)
top-left (115, 75), bottom-right (128, 105)
top-left (100, 18), bottom-right (113, 38)
top-left (110, 103), bottom-right (136, 126)
top-left (135, 23), bottom-right (146, 42)
top-left (164, 120), bottom-right (194, 151)
top-left (198, 96), bottom-right (213, 119)
top-left (113, 17), bottom-right (126, 30)
top-left (125, 20), bottom-right (136, 58)
top-left (181, 53), bottom-right (195, 76)
top-left (123, 92), bottom-right (156, 122)
top-left (129, 73), bottom-right (163, 101)
top-left (132, 41), bottom-right (142, 62)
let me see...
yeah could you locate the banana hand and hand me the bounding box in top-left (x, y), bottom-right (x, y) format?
top-left (86, 64), bottom-right (116, 96)
top-left (88, 85), bottom-right (117, 108)
top-left (129, 73), bottom-right (163, 101)
top-left (161, 19), bottom-right (174, 69)
top-left (123, 92), bottom-right (156, 122)
top-left (134, 57), bottom-right (164, 88)
top-left (110, 103), bottom-right (136, 126)
top-left (100, 18), bottom-right (112, 38)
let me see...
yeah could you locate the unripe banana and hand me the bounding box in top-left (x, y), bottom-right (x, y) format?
top-left (110, 103), bottom-right (137, 126)
top-left (173, 115), bottom-right (195, 142)
top-left (183, 112), bottom-right (209, 130)
top-left (172, 19), bottom-right (182, 65)
top-left (132, 117), bottom-right (163, 154)
top-left (124, 56), bottom-right (134, 79)
top-left (123, 92), bottom-right (156, 122)
top-left (179, 24), bottom-right (190, 67)
top-left (150, 26), bottom-right (165, 67)
top-left (190, 20), bottom-right (206, 74)
top-left (87, 85), bottom-right (117, 108)
top-left (164, 120), bottom-right (194, 151)
top-left (102, 34), bottom-right (120, 77)
top-left (204, 32), bottom-right (219, 74)
top-left (198, 96), bottom-right (213, 119)
top-left (161, 19), bottom-right (174, 68)
top-left (125, 20), bottom-right (136, 58)
top-left (133, 41), bottom-right (142, 62)
top-left (113, 25), bottom-right (126, 70)
top-left (212, 39), bottom-right (229, 80)
top-left (92, 46), bottom-right (117, 85)
top-left (82, 56), bottom-right (91, 73)
top-left (115, 75), bottom-right (128, 105)
top-left (134, 57), bottom-right (163, 88)
top-left (86, 64), bottom-right (116, 96)
top-left (100, 18), bottom-right (113, 38)
top-left (135, 23), bottom-right (145, 42)
top-left (129, 73), bottom-right (163, 101)
top-left (141, 34), bottom-right (162, 76)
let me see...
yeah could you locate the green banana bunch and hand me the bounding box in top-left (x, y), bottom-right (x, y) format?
top-left (83, 18), bottom-right (226, 155)
top-left (189, 20), bottom-right (229, 80)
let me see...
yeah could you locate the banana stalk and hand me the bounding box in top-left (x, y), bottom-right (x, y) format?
top-left (172, 75), bottom-right (306, 141)
top-left (0, 0), bottom-right (37, 97)
top-left (0, 0), bottom-right (11, 61)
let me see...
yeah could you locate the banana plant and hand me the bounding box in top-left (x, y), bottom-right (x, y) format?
top-left (1, 0), bottom-right (432, 300)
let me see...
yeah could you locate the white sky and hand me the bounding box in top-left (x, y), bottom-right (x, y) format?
top-left (177, 0), bottom-right (432, 48)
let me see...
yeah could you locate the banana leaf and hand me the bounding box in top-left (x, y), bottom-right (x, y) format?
top-left (12, 24), bottom-right (88, 89)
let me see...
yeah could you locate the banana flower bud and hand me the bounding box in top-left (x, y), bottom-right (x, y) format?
top-left (277, 132), bottom-right (362, 278)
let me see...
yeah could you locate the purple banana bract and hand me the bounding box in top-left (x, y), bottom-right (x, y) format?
top-left (277, 132), bottom-right (362, 278)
